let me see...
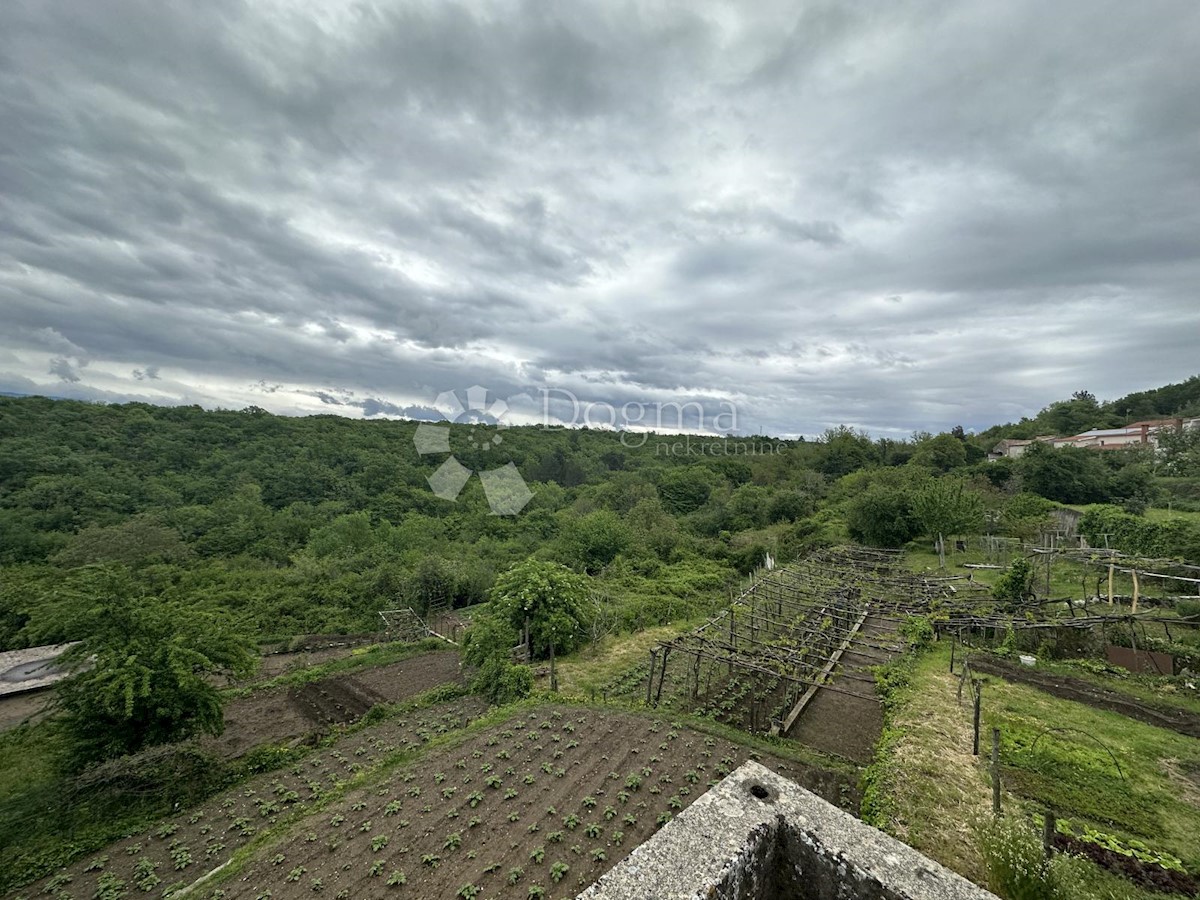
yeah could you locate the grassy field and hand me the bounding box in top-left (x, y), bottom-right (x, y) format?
top-left (551, 621), bottom-right (695, 698)
top-left (904, 543), bottom-right (1145, 602)
top-left (871, 642), bottom-right (1200, 899)
top-left (984, 670), bottom-right (1200, 872)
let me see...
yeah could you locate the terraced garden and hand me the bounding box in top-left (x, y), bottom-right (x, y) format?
top-left (198, 704), bottom-right (854, 900)
top-left (13, 697), bottom-right (487, 900)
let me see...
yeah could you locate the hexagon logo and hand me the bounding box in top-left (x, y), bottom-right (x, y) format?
top-left (414, 386), bottom-right (534, 515)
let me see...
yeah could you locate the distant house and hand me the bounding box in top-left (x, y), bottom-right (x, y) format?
top-left (989, 417), bottom-right (1197, 462)
top-left (1067, 418), bottom-right (1186, 450)
top-left (988, 435), bottom-right (1057, 460)
top-left (987, 439), bottom-right (1033, 460)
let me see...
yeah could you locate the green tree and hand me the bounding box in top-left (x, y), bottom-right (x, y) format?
top-left (911, 478), bottom-right (984, 567)
top-left (1041, 391), bottom-right (1104, 436)
top-left (846, 485), bottom-right (920, 547)
top-left (487, 559), bottom-right (591, 663)
top-left (656, 467), bottom-right (714, 515)
top-left (52, 517), bottom-right (191, 568)
top-left (1018, 443), bottom-right (1109, 504)
top-left (1000, 492), bottom-right (1054, 542)
top-left (819, 426), bottom-right (880, 477)
top-left (46, 568), bottom-right (257, 766)
top-left (561, 510), bottom-right (630, 574)
top-left (625, 498), bottom-right (680, 562)
top-left (1157, 425), bottom-right (1200, 477)
top-left (993, 557), bottom-right (1036, 604)
top-left (910, 433), bottom-right (968, 473)
top-left (766, 489), bottom-right (813, 524)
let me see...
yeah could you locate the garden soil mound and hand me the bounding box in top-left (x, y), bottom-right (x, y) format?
top-left (968, 654), bottom-right (1200, 738)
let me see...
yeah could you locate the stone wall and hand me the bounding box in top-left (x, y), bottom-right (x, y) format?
top-left (577, 760), bottom-right (999, 900)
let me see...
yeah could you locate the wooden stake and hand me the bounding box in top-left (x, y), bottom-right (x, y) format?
top-left (1131, 569), bottom-right (1140, 613)
top-left (1107, 564), bottom-right (1115, 606)
top-left (972, 679), bottom-right (982, 756)
top-left (646, 649), bottom-right (657, 706)
top-left (654, 646), bottom-right (671, 707)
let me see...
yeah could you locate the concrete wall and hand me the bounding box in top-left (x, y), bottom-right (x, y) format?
top-left (578, 760), bottom-right (999, 900)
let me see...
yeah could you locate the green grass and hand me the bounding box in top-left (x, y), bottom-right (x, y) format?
top-left (1144, 507), bottom-right (1200, 524)
top-left (552, 620), bottom-right (699, 698)
top-left (1027, 656), bottom-right (1200, 717)
top-left (982, 673), bottom-right (1200, 872)
top-left (871, 642), bottom-right (1200, 898)
top-left (0, 717), bottom-right (61, 800)
top-left (901, 541), bottom-right (1188, 612)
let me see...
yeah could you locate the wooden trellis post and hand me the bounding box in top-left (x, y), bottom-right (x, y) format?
top-left (654, 646), bottom-right (671, 707)
top-left (646, 649), bottom-right (657, 706)
top-left (972, 679), bottom-right (983, 756)
top-left (728, 612), bottom-right (736, 676)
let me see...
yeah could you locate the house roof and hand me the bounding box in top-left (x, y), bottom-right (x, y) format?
top-left (1074, 428), bottom-right (1144, 438)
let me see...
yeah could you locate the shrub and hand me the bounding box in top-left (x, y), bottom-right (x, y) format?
top-left (472, 657), bottom-right (534, 706)
top-left (994, 558), bottom-right (1036, 604)
top-left (975, 815), bottom-right (1089, 900)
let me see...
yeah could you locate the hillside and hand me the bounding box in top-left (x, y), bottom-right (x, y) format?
top-left (975, 374), bottom-right (1200, 443)
top-left (2, 385), bottom-right (1198, 657)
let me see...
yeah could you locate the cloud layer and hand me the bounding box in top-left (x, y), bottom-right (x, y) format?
top-left (2, 0), bottom-right (1198, 436)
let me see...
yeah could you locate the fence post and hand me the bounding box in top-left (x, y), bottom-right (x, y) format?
top-left (1043, 810), bottom-right (1057, 859)
top-left (654, 647), bottom-right (671, 707)
top-left (646, 649), bottom-right (657, 706)
top-left (991, 727), bottom-right (1001, 815)
top-left (972, 679), bottom-right (982, 756)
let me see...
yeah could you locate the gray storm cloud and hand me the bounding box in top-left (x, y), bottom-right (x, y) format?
top-left (1, 0), bottom-right (1197, 435)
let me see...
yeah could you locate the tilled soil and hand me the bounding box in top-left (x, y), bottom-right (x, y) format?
top-left (12, 698), bottom-right (488, 900)
top-left (288, 679), bottom-right (388, 729)
top-left (1052, 833), bottom-right (1200, 896)
top-left (788, 615), bottom-right (896, 764)
top-left (206, 651), bottom-right (465, 759)
top-left (254, 646), bottom-right (361, 681)
top-left (967, 654), bottom-right (1200, 738)
top-left (200, 706), bottom-right (858, 900)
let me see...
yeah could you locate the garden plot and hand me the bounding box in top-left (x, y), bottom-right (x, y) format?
top-left (638, 548), bottom-right (934, 749)
top-left (787, 613), bottom-right (896, 763)
top-left (13, 698), bottom-right (487, 900)
top-left (207, 650), bottom-right (465, 759)
top-left (199, 705), bottom-right (855, 900)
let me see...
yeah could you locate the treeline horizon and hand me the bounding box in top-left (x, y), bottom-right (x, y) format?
top-left (2, 377), bottom-right (1198, 654)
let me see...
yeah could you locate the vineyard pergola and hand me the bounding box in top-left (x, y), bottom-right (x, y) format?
top-left (644, 547), bottom-right (961, 735)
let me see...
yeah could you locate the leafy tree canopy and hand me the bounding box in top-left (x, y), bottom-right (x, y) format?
top-left (486, 558), bottom-right (591, 660)
top-left (37, 567), bottom-right (257, 767)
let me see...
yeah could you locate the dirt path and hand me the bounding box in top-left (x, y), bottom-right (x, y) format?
top-left (787, 614), bottom-right (896, 764)
top-left (967, 653), bottom-right (1200, 738)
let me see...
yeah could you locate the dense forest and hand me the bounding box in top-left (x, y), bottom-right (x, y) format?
top-left (1, 384), bottom-right (1199, 653)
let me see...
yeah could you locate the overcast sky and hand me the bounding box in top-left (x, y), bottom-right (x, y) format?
top-left (2, 0), bottom-right (1198, 438)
